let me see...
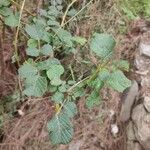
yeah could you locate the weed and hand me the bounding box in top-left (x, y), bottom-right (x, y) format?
top-left (0, 0), bottom-right (131, 145)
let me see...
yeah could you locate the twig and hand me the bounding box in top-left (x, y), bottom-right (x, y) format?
top-left (61, 0), bottom-right (78, 27)
top-left (10, 0), bottom-right (35, 16)
top-left (63, 0), bottom-right (94, 27)
top-left (14, 0), bottom-right (26, 66)
top-left (0, 30), bottom-right (4, 78)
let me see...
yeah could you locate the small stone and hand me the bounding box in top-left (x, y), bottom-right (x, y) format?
top-left (144, 96), bottom-right (150, 112)
top-left (111, 124), bottom-right (119, 137)
top-left (139, 42), bottom-right (150, 57)
top-left (120, 80), bottom-right (139, 122)
top-left (68, 140), bottom-right (83, 150)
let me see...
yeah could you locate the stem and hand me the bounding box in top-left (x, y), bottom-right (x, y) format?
top-left (63, 0), bottom-right (94, 26)
top-left (61, 0), bottom-right (78, 27)
top-left (14, 0), bottom-right (26, 66)
top-left (10, 0), bottom-right (35, 16)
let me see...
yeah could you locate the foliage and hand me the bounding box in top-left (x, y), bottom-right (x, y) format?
top-left (120, 0), bottom-right (150, 19)
top-left (0, 0), bottom-right (131, 145)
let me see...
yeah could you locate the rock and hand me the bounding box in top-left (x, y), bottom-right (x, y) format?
top-left (126, 122), bottom-right (136, 141)
top-left (68, 140), bottom-right (83, 150)
top-left (120, 80), bottom-right (139, 122)
top-left (132, 104), bottom-right (150, 150)
top-left (127, 141), bottom-right (143, 150)
top-left (135, 54), bottom-right (150, 71)
top-left (144, 96), bottom-right (150, 112)
top-left (139, 42), bottom-right (150, 57)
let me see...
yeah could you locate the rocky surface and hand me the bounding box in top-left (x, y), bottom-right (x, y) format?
top-left (120, 80), bottom-right (139, 122)
top-left (125, 31), bottom-right (150, 150)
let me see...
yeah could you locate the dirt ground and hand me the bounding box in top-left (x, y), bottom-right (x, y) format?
top-left (0, 0), bottom-right (149, 150)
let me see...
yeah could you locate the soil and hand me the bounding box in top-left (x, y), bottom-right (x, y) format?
top-left (0, 0), bottom-right (149, 150)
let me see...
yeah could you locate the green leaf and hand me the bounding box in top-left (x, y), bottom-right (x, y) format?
top-left (25, 24), bottom-right (44, 40)
top-left (89, 69), bottom-right (110, 90)
top-left (72, 36), bottom-right (87, 46)
top-left (98, 68), bottom-right (110, 81)
top-left (4, 13), bottom-right (19, 27)
top-left (47, 64), bottom-right (64, 86)
top-left (48, 6), bottom-right (60, 17)
top-left (47, 19), bottom-right (60, 26)
top-left (18, 63), bottom-right (38, 78)
top-left (86, 91), bottom-right (101, 109)
top-left (27, 39), bottom-right (38, 48)
top-left (51, 92), bottom-right (64, 103)
top-left (90, 33), bottom-right (115, 59)
top-left (53, 28), bottom-right (73, 47)
top-left (112, 60), bottom-right (130, 71)
top-left (63, 102), bottom-right (77, 118)
top-left (0, 0), bottom-right (10, 7)
top-left (107, 70), bottom-right (131, 92)
top-left (0, 7), bottom-right (12, 16)
top-left (23, 75), bottom-right (47, 97)
top-left (47, 113), bottom-right (73, 144)
top-left (41, 44), bottom-right (53, 56)
top-left (26, 47), bottom-right (39, 57)
top-left (37, 58), bottom-right (60, 70)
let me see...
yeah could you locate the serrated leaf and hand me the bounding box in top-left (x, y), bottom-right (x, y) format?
top-left (0, 7), bottom-right (12, 16)
top-left (27, 39), bottom-right (38, 48)
top-left (48, 6), bottom-right (60, 17)
top-left (90, 33), bottom-right (115, 59)
top-left (51, 77), bottom-right (63, 86)
top-left (112, 60), bottom-right (129, 71)
top-left (89, 69), bottom-right (110, 90)
top-left (53, 28), bottom-right (73, 47)
top-left (37, 58), bottom-right (60, 70)
top-left (4, 14), bottom-right (19, 27)
top-left (51, 92), bottom-right (64, 103)
top-left (19, 63), bottom-right (38, 78)
top-left (98, 68), bottom-right (110, 81)
top-left (107, 70), bottom-right (131, 92)
top-left (63, 102), bottom-right (77, 118)
top-left (47, 19), bottom-right (60, 26)
top-left (25, 24), bottom-right (44, 40)
top-left (26, 47), bottom-right (39, 57)
top-left (86, 91), bottom-right (101, 109)
top-left (41, 44), bottom-right (53, 56)
top-left (47, 64), bottom-right (64, 86)
top-left (72, 36), bottom-right (87, 46)
top-left (0, 0), bottom-right (10, 7)
top-left (47, 113), bottom-right (73, 144)
top-left (23, 75), bottom-right (47, 97)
